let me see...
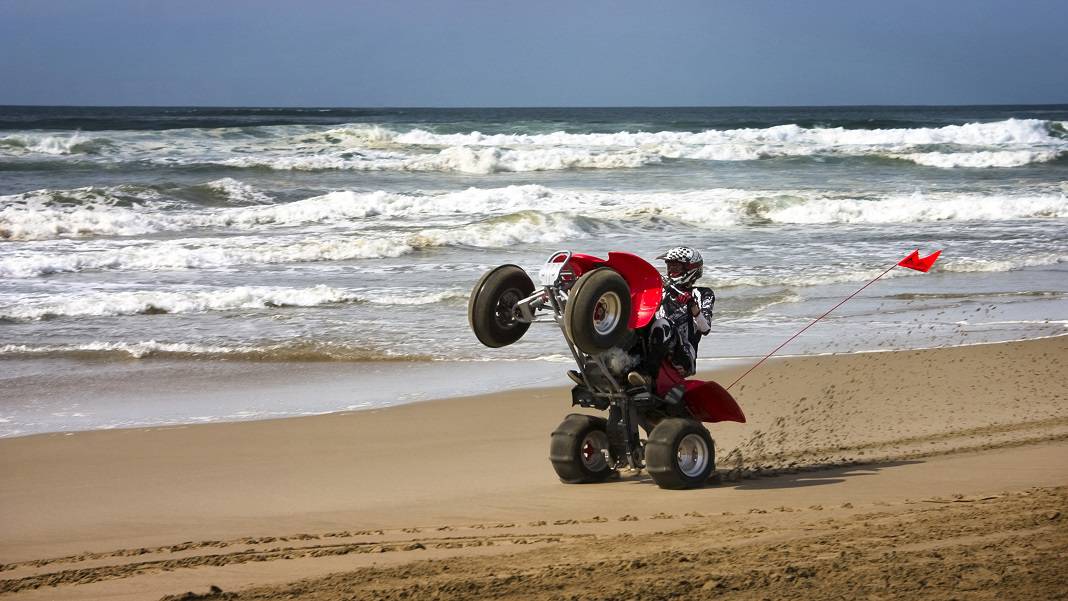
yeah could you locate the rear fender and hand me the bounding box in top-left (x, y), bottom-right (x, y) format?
top-left (682, 380), bottom-right (746, 424)
top-left (655, 360), bottom-right (746, 424)
top-left (549, 251), bottom-right (663, 329)
top-left (548, 252), bottom-right (603, 279)
top-left (603, 252), bottom-right (664, 329)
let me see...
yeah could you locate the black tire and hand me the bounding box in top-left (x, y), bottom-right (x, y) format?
top-left (645, 418), bottom-right (715, 490)
top-left (564, 268), bottom-right (632, 355)
top-left (549, 414), bottom-right (614, 484)
top-left (468, 265), bottom-right (535, 348)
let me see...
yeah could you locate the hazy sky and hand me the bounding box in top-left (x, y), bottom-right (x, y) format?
top-left (2, 0), bottom-right (1066, 107)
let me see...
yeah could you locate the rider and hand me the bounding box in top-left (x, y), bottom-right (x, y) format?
top-left (628, 246), bottom-right (715, 386)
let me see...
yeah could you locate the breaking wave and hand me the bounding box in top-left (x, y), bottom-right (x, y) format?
top-left (5, 183), bottom-right (1066, 242)
top-left (740, 191), bottom-right (1068, 225)
top-left (606, 189), bottom-right (1068, 227)
top-left (0, 340), bottom-right (432, 362)
top-left (389, 118), bottom-right (1061, 148)
top-left (196, 178), bottom-right (275, 205)
top-left (298, 187), bottom-right (1068, 227)
top-left (0, 132), bottom-right (113, 156)
top-left (0, 182), bottom-right (278, 240)
top-left (896, 150), bottom-right (1064, 168)
top-left (0, 212), bottom-right (599, 277)
top-left (0, 185), bottom-right (177, 240)
top-left (5, 118), bottom-right (1064, 172)
top-left (219, 145), bottom-right (657, 174)
top-left (0, 285), bottom-right (358, 320)
top-left (408, 211), bottom-right (596, 248)
top-left (0, 285), bottom-right (469, 320)
top-left (0, 236), bottom-right (411, 277)
top-left (201, 118), bottom-right (1068, 172)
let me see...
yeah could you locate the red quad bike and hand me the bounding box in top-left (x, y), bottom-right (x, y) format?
top-left (469, 251), bottom-right (746, 490)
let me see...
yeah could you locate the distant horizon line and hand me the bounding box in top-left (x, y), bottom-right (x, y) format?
top-left (2, 102), bottom-right (1067, 110)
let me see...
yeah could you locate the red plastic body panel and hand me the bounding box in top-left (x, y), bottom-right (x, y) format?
top-left (554, 252), bottom-right (603, 278)
top-left (604, 252), bottom-right (664, 329)
top-left (552, 251), bottom-right (664, 329)
top-left (682, 380), bottom-right (747, 424)
top-left (655, 361), bottom-right (746, 424)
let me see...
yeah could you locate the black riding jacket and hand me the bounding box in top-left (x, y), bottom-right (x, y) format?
top-left (659, 285), bottom-right (715, 375)
top-left (665, 286), bottom-right (714, 344)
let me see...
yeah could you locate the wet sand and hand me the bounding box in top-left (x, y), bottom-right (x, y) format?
top-left (1, 336), bottom-right (1066, 600)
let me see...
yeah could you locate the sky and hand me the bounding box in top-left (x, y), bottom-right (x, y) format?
top-left (1, 0), bottom-right (1067, 107)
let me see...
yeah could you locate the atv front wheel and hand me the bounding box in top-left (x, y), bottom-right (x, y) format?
top-left (645, 418), bottom-right (715, 489)
top-left (564, 268), bottom-right (632, 355)
top-left (549, 414), bottom-right (614, 484)
top-left (468, 265), bottom-right (535, 348)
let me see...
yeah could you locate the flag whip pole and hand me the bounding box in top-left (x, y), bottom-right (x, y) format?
top-left (724, 261), bottom-right (900, 392)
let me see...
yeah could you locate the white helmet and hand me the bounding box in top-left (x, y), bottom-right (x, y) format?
top-left (656, 246), bottom-right (703, 287)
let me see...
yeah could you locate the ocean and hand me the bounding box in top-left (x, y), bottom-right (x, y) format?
top-left (2, 105), bottom-right (1066, 436)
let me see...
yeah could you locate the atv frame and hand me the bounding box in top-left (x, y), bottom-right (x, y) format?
top-left (469, 250), bottom-right (745, 489)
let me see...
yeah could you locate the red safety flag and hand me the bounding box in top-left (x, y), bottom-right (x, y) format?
top-left (726, 248), bottom-right (944, 391)
top-left (898, 250), bottom-right (942, 273)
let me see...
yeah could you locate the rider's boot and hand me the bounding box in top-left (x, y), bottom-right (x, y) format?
top-left (627, 371), bottom-right (651, 388)
top-left (566, 370), bottom-right (584, 386)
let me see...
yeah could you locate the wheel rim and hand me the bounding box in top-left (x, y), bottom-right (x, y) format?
top-left (591, 291), bottom-right (622, 336)
top-left (579, 430), bottom-right (610, 472)
top-left (676, 433), bottom-right (710, 478)
top-left (494, 288), bottom-right (522, 329)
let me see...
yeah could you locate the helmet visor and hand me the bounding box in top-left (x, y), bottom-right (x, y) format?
top-left (666, 262), bottom-right (689, 277)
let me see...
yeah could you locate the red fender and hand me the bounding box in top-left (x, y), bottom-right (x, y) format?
top-left (655, 361), bottom-right (746, 424)
top-left (554, 252), bottom-right (663, 330)
top-left (682, 380), bottom-right (746, 424)
top-left (603, 252), bottom-right (664, 329)
top-left (557, 252), bottom-right (603, 277)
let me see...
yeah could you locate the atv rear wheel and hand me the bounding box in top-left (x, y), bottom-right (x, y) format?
top-left (564, 268), bottom-right (632, 355)
top-left (645, 418), bottom-right (715, 489)
top-left (549, 414), bottom-right (614, 484)
top-left (468, 265), bottom-right (535, 348)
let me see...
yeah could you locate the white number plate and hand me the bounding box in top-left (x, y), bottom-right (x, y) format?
top-left (538, 262), bottom-right (564, 286)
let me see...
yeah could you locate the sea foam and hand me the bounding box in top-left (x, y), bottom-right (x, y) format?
top-left (0, 132), bottom-right (110, 156)
top-left (211, 119), bottom-right (1064, 172)
top-left (4, 184), bottom-right (1066, 245)
top-left (389, 118), bottom-right (1061, 148)
top-left (0, 211), bottom-right (600, 277)
top-left (898, 150), bottom-right (1064, 168)
top-left (0, 285), bottom-right (470, 320)
top-left (0, 235), bottom-right (412, 277)
top-left (9, 118), bottom-right (1062, 173)
top-left (0, 340), bottom-right (427, 361)
top-left (0, 285), bottom-right (358, 320)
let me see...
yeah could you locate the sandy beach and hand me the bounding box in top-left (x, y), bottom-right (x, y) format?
top-left (1, 335), bottom-right (1065, 600)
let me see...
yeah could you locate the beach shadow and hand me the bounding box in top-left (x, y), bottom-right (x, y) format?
top-left (723, 459), bottom-right (924, 491)
top-left (585, 459), bottom-right (924, 490)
